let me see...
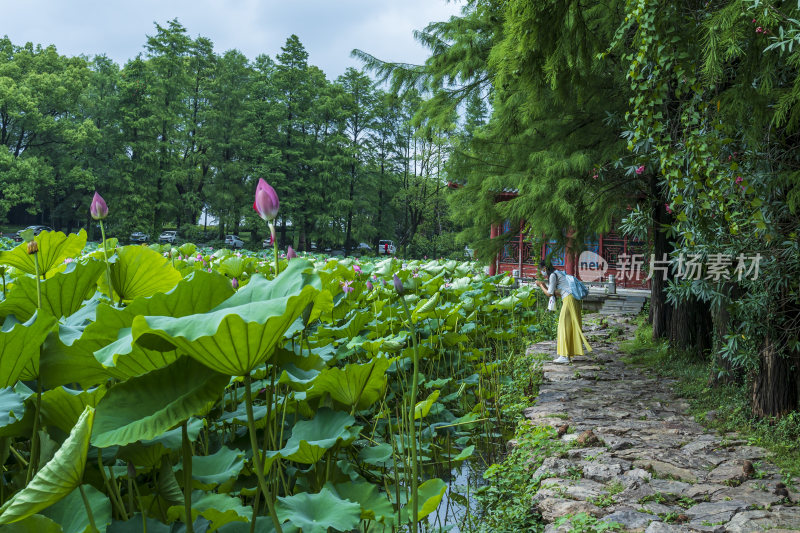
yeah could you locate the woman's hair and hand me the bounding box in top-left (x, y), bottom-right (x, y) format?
top-left (538, 261), bottom-right (551, 276)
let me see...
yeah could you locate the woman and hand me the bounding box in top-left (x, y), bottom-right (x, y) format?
top-left (535, 261), bottom-right (592, 363)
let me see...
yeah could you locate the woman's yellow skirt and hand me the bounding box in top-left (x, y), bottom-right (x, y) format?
top-left (557, 295), bottom-right (592, 358)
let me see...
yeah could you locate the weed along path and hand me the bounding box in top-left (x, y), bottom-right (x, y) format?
top-left (520, 314), bottom-right (800, 533)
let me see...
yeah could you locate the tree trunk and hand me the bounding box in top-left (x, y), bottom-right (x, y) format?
top-left (668, 294), bottom-right (713, 358)
top-left (650, 174), bottom-right (672, 340)
top-left (710, 285), bottom-right (741, 386)
top-left (751, 334), bottom-right (798, 418)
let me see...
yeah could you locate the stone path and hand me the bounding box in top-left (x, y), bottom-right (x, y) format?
top-left (523, 314), bottom-right (800, 533)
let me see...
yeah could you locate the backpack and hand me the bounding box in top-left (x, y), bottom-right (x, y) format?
top-left (556, 271), bottom-right (589, 301)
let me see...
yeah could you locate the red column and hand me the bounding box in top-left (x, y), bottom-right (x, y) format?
top-left (489, 223), bottom-right (498, 275)
top-left (565, 229), bottom-right (576, 276)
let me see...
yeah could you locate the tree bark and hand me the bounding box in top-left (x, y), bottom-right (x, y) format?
top-left (668, 294), bottom-right (712, 358)
top-left (650, 174), bottom-right (672, 340)
top-left (751, 334), bottom-right (798, 418)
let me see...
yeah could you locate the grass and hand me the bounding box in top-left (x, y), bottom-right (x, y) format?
top-left (620, 316), bottom-right (800, 485)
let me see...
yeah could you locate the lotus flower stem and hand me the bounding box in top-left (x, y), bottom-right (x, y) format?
top-left (79, 485), bottom-right (100, 533)
top-left (182, 422), bottom-right (194, 533)
top-left (244, 374), bottom-right (283, 533)
top-left (269, 222), bottom-right (279, 277)
top-left (99, 220), bottom-right (114, 303)
top-left (399, 296), bottom-right (420, 533)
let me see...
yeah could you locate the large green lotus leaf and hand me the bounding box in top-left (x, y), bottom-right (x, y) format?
top-left (177, 446), bottom-right (244, 488)
top-left (132, 260), bottom-right (321, 376)
top-left (91, 358), bottom-right (229, 448)
top-left (274, 408), bottom-right (356, 464)
top-left (39, 326), bottom-right (115, 389)
top-left (41, 485), bottom-right (111, 533)
top-left (216, 256), bottom-right (253, 280)
top-left (155, 458), bottom-right (184, 505)
top-left (40, 386), bottom-right (106, 434)
top-left (0, 407), bottom-right (95, 524)
top-left (326, 481), bottom-right (395, 523)
top-left (166, 491), bottom-right (251, 530)
top-left (118, 418), bottom-right (203, 468)
top-left (307, 357), bottom-right (391, 410)
top-left (216, 517), bottom-right (298, 533)
top-left (0, 230), bottom-right (87, 277)
top-left (104, 246), bottom-right (183, 302)
top-left (276, 488), bottom-right (361, 533)
top-left (0, 515), bottom-right (63, 532)
top-left (0, 260), bottom-right (104, 323)
top-left (0, 312), bottom-right (57, 387)
top-left (316, 312), bottom-right (371, 340)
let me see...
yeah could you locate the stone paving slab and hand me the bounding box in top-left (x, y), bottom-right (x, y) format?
top-left (527, 314), bottom-right (800, 532)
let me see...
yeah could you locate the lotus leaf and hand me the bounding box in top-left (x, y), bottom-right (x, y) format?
top-left (0, 312), bottom-right (57, 386)
top-left (91, 358), bottom-right (229, 448)
top-left (41, 485), bottom-right (112, 533)
top-left (0, 407), bottom-right (95, 524)
top-left (275, 488), bottom-right (361, 533)
top-left (0, 230), bottom-right (87, 277)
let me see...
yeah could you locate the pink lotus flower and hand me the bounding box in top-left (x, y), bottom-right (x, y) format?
top-left (340, 280), bottom-right (354, 294)
top-left (353, 264), bottom-right (362, 275)
top-left (366, 280), bottom-right (373, 291)
top-left (635, 165), bottom-right (645, 175)
top-left (735, 176), bottom-right (743, 184)
top-left (253, 179), bottom-right (279, 221)
top-left (232, 278), bottom-right (239, 290)
top-left (287, 246), bottom-right (297, 259)
top-left (90, 192), bottom-right (108, 220)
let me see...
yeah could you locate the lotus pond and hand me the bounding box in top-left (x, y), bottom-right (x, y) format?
top-left (0, 230), bottom-right (554, 532)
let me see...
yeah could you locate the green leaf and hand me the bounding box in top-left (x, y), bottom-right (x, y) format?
top-left (105, 514), bottom-right (170, 533)
top-left (414, 390), bottom-right (440, 420)
top-left (417, 478), bottom-right (447, 520)
top-left (179, 446), bottom-right (244, 488)
top-left (41, 485), bottom-right (112, 533)
top-left (0, 260), bottom-right (104, 323)
top-left (0, 312), bottom-right (57, 387)
top-left (132, 260), bottom-right (320, 376)
top-left (307, 357), bottom-right (391, 410)
top-left (358, 443), bottom-right (393, 468)
top-left (0, 230), bottom-right (87, 277)
top-left (452, 445), bottom-right (475, 461)
top-left (276, 488), bottom-right (361, 533)
top-left (166, 491), bottom-right (251, 531)
top-left (0, 515), bottom-right (63, 532)
top-left (0, 387), bottom-right (27, 437)
top-left (105, 246), bottom-right (183, 302)
top-left (274, 408), bottom-right (357, 464)
top-left (91, 358), bottom-right (229, 448)
top-left (40, 387), bottom-right (106, 434)
top-left (0, 407), bottom-right (95, 524)
top-left (328, 482), bottom-right (395, 523)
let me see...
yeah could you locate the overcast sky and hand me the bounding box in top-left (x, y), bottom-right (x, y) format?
top-left (1, 0), bottom-right (464, 78)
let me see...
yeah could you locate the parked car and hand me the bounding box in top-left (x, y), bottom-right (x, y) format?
top-left (159, 230), bottom-right (178, 244)
top-left (377, 240), bottom-right (396, 255)
top-left (464, 245), bottom-right (475, 259)
top-left (14, 225), bottom-right (54, 242)
top-left (355, 242), bottom-right (372, 254)
top-left (225, 235), bottom-right (245, 249)
top-left (262, 237), bottom-right (273, 248)
top-left (130, 231), bottom-right (149, 243)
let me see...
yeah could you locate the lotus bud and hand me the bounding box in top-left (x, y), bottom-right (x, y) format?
top-left (353, 264), bottom-right (362, 275)
top-left (253, 179), bottom-right (279, 221)
top-left (90, 192), bottom-right (109, 220)
top-left (366, 280), bottom-right (373, 291)
top-left (127, 462), bottom-right (136, 479)
top-left (26, 241), bottom-right (39, 255)
top-left (287, 246), bottom-right (297, 259)
top-left (232, 277), bottom-right (239, 290)
top-left (393, 273), bottom-right (404, 295)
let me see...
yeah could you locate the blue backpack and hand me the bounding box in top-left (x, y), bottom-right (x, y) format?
top-left (556, 271), bottom-right (589, 300)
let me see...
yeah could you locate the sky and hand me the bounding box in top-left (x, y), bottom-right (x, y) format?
top-left (0, 0), bottom-right (464, 78)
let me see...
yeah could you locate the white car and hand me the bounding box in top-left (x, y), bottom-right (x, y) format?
top-left (159, 230), bottom-right (178, 243)
top-left (377, 240), bottom-right (396, 255)
top-left (225, 235), bottom-right (245, 249)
